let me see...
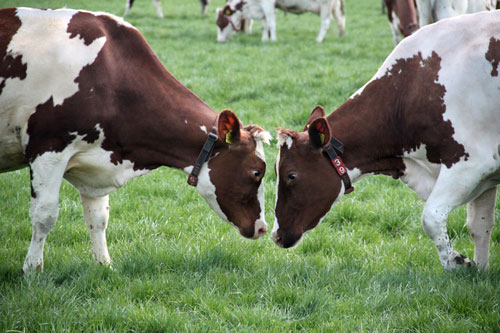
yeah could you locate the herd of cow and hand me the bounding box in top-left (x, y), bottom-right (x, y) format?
top-left (0, 1), bottom-right (499, 274)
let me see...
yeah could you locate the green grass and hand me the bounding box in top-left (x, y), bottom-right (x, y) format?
top-left (1, 0), bottom-right (500, 331)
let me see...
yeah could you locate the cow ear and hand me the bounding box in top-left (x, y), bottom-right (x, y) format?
top-left (217, 109), bottom-right (241, 145)
top-left (304, 105), bottom-right (326, 131)
top-left (308, 117), bottom-right (331, 148)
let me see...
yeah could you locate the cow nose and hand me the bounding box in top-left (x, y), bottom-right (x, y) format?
top-left (253, 220), bottom-right (267, 239)
top-left (272, 230), bottom-right (283, 247)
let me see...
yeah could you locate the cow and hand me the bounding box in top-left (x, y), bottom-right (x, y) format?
top-left (384, 0), bottom-right (419, 45)
top-left (0, 7), bottom-right (271, 273)
top-left (124, 0), bottom-right (211, 18)
top-left (416, 0), bottom-right (495, 26)
top-left (216, 0), bottom-right (346, 43)
top-left (273, 10), bottom-right (500, 270)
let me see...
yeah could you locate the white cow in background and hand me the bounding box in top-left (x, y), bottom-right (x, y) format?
top-left (416, 0), bottom-right (495, 26)
top-left (216, 0), bottom-right (346, 43)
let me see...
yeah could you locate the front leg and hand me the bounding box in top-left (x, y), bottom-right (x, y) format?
top-left (261, 2), bottom-right (277, 41)
top-left (420, 167), bottom-right (483, 269)
top-left (23, 156), bottom-right (67, 272)
top-left (317, 4), bottom-right (333, 43)
top-left (81, 194), bottom-right (112, 267)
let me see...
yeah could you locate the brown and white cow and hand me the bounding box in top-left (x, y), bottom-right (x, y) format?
top-left (384, 0), bottom-right (419, 45)
top-left (274, 10), bottom-right (500, 270)
top-left (216, 0), bottom-right (346, 43)
top-left (0, 8), bottom-right (271, 272)
top-left (124, 0), bottom-right (211, 18)
top-left (416, 0), bottom-right (495, 26)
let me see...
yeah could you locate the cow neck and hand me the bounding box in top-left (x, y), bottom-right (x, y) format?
top-left (326, 93), bottom-right (407, 181)
top-left (130, 67), bottom-right (221, 172)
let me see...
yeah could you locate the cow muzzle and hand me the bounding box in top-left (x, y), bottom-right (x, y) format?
top-left (272, 229), bottom-right (302, 248)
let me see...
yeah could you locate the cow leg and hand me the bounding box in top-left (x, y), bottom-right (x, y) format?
top-left (23, 156), bottom-right (67, 272)
top-left (421, 169), bottom-right (482, 270)
top-left (466, 187), bottom-right (497, 269)
top-left (123, 0), bottom-right (134, 17)
top-left (261, 19), bottom-right (270, 42)
top-left (152, 0), bottom-right (164, 18)
top-left (261, 2), bottom-right (277, 41)
top-left (199, 0), bottom-right (209, 16)
top-left (416, 0), bottom-right (433, 26)
top-left (434, 0), bottom-right (454, 21)
top-left (81, 194), bottom-right (112, 267)
top-left (316, 4), bottom-right (333, 43)
top-left (389, 17), bottom-right (402, 45)
top-left (332, 0), bottom-right (346, 37)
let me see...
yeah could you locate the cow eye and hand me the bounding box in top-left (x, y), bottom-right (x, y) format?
top-left (287, 173), bottom-right (297, 181)
top-left (253, 170), bottom-right (261, 177)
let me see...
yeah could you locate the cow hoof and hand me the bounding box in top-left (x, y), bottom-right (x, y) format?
top-left (453, 254), bottom-right (473, 267)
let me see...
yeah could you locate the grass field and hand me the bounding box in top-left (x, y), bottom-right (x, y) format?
top-left (1, 0), bottom-right (500, 331)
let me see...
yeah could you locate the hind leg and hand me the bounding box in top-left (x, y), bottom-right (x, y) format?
top-left (123, 0), bottom-right (134, 17)
top-left (316, 4), bottom-right (333, 43)
top-left (332, 0), bottom-right (346, 37)
top-left (23, 155), bottom-right (67, 272)
top-left (466, 187), bottom-right (496, 269)
top-left (81, 194), bottom-right (112, 266)
top-left (421, 166), bottom-right (487, 269)
top-left (152, 0), bottom-right (164, 18)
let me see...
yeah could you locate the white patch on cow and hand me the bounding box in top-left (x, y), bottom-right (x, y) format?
top-left (253, 130), bottom-right (271, 161)
top-left (272, 144), bottom-right (282, 236)
top-left (184, 163), bottom-right (230, 223)
top-left (346, 167), bottom-right (364, 183)
top-left (277, 133), bottom-right (293, 149)
top-left (5, 9), bottom-right (106, 107)
top-left (200, 125), bottom-right (207, 134)
top-left (63, 125), bottom-right (149, 197)
top-left (184, 120), bottom-right (188, 124)
top-left (399, 144), bottom-right (440, 200)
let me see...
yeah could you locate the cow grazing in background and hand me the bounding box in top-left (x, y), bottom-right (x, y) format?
top-left (216, 0), bottom-right (346, 43)
top-left (384, 0), bottom-right (419, 45)
top-left (0, 8), bottom-right (271, 273)
top-left (124, 0), bottom-right (211, 18)
top-left (274, 10), bottom-right (500, 270)
top-left (416, 0), bottom-right (495, 26)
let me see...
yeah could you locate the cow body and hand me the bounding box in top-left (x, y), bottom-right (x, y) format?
top-left (384, 0), bottom-right (419, 45)
top-left (0, 8), bottom-right (270, 272)
top-left (274, 10), bottom-right (500, 270)
top-left (124, 0), bottom-right (211, 18)
top-left (216, 0), bottom-right (345, 43)
top-left (416, 0), bottom-right (495, 26)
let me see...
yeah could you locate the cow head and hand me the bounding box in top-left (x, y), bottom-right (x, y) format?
top-left (216, 1), bottom-right (246, 42)
top-left (196, 109), bottom-right (271, 239)
top-left (273, 106), bottom-right (345, 248)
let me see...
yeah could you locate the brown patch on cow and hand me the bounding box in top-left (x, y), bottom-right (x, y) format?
top-left (67, 12), bottom-right (106, 46)
top-left (216, 6), bottom-right (231, 30)
top-left (26, 12), bottom-right (209, 170)
top-left (485, 37), bottom-right (500, 77)
top-left (329, 51), bottom-right (468, 176)
top-left (0, 8), bottom-right (27, 96)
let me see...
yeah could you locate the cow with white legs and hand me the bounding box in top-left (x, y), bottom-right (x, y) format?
top-left (216, 0), bottom-right (346, 43)
top-left (274, 10), bottom-right (500, 270)
top-left (0, 8), bottom-right (271, 273)
top-left (416, 0), bottom-right (495, 26)
top-left (384, 0), bottom-right (419, 45)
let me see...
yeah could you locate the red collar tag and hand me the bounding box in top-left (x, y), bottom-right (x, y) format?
top-left (331, 157), bottom-right (347, 176)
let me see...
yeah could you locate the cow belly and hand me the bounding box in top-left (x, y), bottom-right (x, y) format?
top-left (400, 145), bottom-right (441, 200)
top-left (64, 148), bottom-right (150, 198)
top-left (275, 0), bottom-right (322, 14)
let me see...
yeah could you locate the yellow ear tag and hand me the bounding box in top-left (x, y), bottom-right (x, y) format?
top-left (319, 133), bottom-right (325, 145)
top-left (306, 124), bottom-right (310, 129)
top-left (225, 130), bottom-right (233, 144)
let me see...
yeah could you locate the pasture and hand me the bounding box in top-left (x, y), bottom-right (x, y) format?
top-left (1, 0), bottom-right (499, 331)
